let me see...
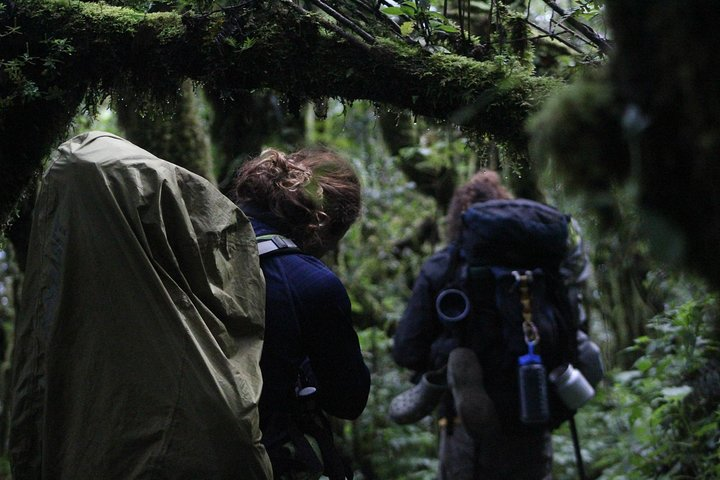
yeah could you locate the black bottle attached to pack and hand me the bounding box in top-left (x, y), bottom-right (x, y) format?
top-left (518, 342), bottom-right (550, 425)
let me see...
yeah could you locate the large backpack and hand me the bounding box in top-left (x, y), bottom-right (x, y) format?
top-left (440, 199), bottom-right (579, 432)
top-left (10, 132), bottom-right (272, 479)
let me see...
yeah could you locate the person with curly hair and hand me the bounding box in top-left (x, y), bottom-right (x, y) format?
top-left (233, 148), bottom-right (370, 480)
top-left (392, 170), bottom-right (597, 480)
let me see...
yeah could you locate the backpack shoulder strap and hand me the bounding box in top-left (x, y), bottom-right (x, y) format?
top-left (256, 234), bottom-right (301, 257)
top-left (437, 242), bottom-right (465, 288)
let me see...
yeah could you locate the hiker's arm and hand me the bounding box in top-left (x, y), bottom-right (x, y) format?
top-left (392, 253), bottom-right (448, 373)
top-left (561, 218), bottom-right (593, 330)
top-left (561, 218), bottom-right (604, 385)
top-left (298, 271), bottom-right (370, 420)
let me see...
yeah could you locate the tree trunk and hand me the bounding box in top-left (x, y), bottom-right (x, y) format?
top-left (206, 89), bottom-right (305, 191)
top-left (115, 80), bottom-right (216, 183)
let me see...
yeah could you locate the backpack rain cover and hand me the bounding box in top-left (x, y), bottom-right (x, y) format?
top-left (9, 132), bottom-right (272, 479)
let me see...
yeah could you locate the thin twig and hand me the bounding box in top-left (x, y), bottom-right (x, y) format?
top-left (306, 0), bottom-right (377, 44)
top-left (540, 0), bottom-right (611, 54)
top-left (487, 32), bottom-right (578, 48)
top-left (347, 0), bottom-right (402, 35)
top-left (466, 0), bottom-right (471, 41)
top-left (525, 18), bottom-right (585, 55)
top-left (286, 1), bottom-right (373, 51)
top-left (351, 0), bottom-right (403, 38)
top-left (206, 0), bottom-right (259, 16)
top-left (550, 18), bottom-right (594, 47)
top-left (458, 0), bottom-right (465, 40)
top-left (487, 0), bottom-right (493, 37)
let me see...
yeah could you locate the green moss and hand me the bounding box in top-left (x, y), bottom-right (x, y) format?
top-left (147, 13), bottom-right (186, 42)
top-left (30, 0), bottom-right (184, 38)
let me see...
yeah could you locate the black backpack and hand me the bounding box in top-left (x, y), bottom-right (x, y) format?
top-left (440, 199), bottom-right (579, 432)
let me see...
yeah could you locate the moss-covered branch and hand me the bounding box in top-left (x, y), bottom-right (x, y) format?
top-left (0, 0), bottom-right (558, 228)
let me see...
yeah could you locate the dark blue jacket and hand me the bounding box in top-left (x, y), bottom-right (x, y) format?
top-left (246, 210), bottom-right (370, 451)
top-left (392, 247), bottom-right (457, 374)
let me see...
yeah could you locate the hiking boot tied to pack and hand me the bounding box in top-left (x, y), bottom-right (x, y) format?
top-left (447, 348), bottom-right (499, 441)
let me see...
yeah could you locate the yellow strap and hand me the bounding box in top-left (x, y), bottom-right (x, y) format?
top-left (438, 417), bottom-right (462, 428)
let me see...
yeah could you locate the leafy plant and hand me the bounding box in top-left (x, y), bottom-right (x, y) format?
top-left (382, 1), bottom-right (458, 46)
top-left (558, 284), bottom-right (720, 480)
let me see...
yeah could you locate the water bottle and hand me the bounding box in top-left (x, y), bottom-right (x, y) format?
top-left (549, 363), bottom-right (595, 410)
top-left (518, 346), bottom-right (550, 425)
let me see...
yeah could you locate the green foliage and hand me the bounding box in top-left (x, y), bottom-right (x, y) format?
top-left (559, 286), bottom-right (720, 480)
top-left (70, 102), bottom-right (121, 135)
top-left (382, 1), bottom-right (459, 47)
top-left (609, 294), bottom-right (719, 479)
top-left (398, 127), bottom-right (478, 179)
top-left (0, 53), bottom-right (40, 105)
top-left (349, 330), bottom-right (438, 479)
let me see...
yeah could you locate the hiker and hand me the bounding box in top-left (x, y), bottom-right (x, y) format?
top-left (391, 170), bottom-right (602, 480)
top-left (233, 148), bottom-right (371, 480)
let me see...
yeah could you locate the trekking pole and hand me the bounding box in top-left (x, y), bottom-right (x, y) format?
top-left (569, 416), bottom-right (588, 480)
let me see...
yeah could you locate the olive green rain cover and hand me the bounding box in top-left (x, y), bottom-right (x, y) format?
top-left (9, 131), bottom-right (272, 479)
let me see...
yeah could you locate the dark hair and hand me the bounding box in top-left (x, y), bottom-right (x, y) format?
top-left (445, 170), bottom-right (513, 240)
top-left (233, 147), bottom-right (361, 254)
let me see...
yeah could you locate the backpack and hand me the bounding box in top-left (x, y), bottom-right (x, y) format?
top-left (11, 132), bottom-right (272, 478)
top-left (440, 199), bottom-right (579, 432)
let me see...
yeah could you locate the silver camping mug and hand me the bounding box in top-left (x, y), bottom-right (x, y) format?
top-left (549, 363), bottom-right (595, 410)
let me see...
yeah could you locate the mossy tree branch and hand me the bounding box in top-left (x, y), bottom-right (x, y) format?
top-left (0, 0), bottom-right (559, 229)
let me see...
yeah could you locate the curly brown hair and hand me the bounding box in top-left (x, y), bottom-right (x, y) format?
top-left (233, 147), bottom-right (361, 255)
top-left (445, 170), bottom-right (513, 241)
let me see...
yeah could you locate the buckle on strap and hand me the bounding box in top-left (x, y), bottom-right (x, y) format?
top-left (257, 234), bottom-right (298, 256)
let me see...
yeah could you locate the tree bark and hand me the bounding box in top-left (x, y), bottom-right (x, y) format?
top-left (115, 80), bottom-right (216, 183)
top-left (206, 89), bottom-right (305, 191)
